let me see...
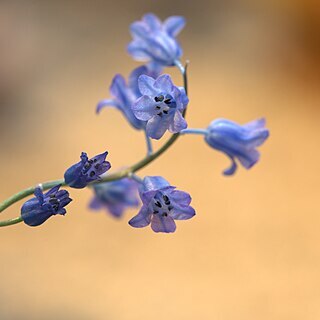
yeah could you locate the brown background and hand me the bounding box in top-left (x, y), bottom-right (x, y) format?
top-left (0, 1), bottom-right (320, 319)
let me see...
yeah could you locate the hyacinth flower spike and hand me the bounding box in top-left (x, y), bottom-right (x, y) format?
top-left (64, 151), bottom-right (111, 188)
top-left (132, 74), bottom-right (188, 139)
top-left (181, 118), bottom-right (269, 175)
top-left (129, 176), bottom-right (195, 233)
top-left (21, 185), bottom-right (72, 227)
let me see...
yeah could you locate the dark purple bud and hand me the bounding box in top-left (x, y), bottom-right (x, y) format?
top-left (64, 151), bottom-right (111, 188)
top-left (21, 185), bottom-right (72, 227)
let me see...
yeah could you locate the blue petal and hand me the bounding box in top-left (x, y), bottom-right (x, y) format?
top-left (151, 214), bottom-right (176, 233)
top-left (129, 65), bottom-right (148, 96)
top-left (89, 197), bottom-right (102, 210)
top-left (142, 13), bottom-right (162, 32)
top-left (237, 149), bottom-right (260, 169)
top-left (154, 74), bottom-right (174, 93)
top-left (127, 41), bottom-right (151, 61)
top-left (132, 96), bottom-right (156, 121)
top-left (163, 16), bottom-right (186, 36)
top-left (170, 190), bottom-right (191, 206)
top-left (96, 99), bottom-right (119, 114)
top-left (171, 205), bottom-right (195, 220)
top-left (128, 205), bottom-right (151, 228)
top-left (138, 75), bottom-right (157, 96)
top-left (34, 187), bottom-right (44, 204)
top-left (130, 21), bottom-right (149, 39)
top-left (223, 156), bottom-right (238, 176)
top-left (110, 74), bottom-right (131, 106)
top-left (243, 118), bottom-right (266, 130)
top-left (168, 111), bottom-right (187, 133)
top-left (143, 176), bottom-right (171, 192)
top-left (146, 114), bottom-right (173, 139)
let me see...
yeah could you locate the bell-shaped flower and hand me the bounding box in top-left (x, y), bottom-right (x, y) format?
top-left (89, 178), bottom-right (140, 218)
top-left (96, 64), bottom-right (161, 130)
top-left (21, 185), bottom-right (72, 227)
top-left (128, 13), bottom-right (185, 66)
top-left (132, 74), bottom-right (188, 139)
top-left (64, 151), bottom-right (111, 189)
top-left (205, 118), bottom-right (269, 175)
top-left (129, 176), bottom-right (195, 233)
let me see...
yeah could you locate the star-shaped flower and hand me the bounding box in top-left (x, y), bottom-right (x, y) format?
top-left (132, 74), bottom-right (188, 139)
top-left (129, 176), bottom-right (195, 233)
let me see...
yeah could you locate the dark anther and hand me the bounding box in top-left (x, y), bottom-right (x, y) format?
top-left (52, 204), bottom-right (59, 211)
top-left (155, 106), bottom-right (161, 109)
top-left (49, 194), bottom-right (56, 198)
top-left (162, 212), bottom-right (168, 217)
top-left (155, 201), bottom-right (162, 208)
top-left (88, 160), bottom-right (93, 164)
top-left (168, 206), bottom-right (173, 211)
top-left (157, 112), bottom-right (163, 117)
top-left (49, 198), bottom-right (59, 208)
top-left (84, 163), bottom-right (91, 170)
top-left (153, 211), bottom-right (159, 214)
top-left (155, 95), bottom-right (164, 102)
top-left (94, 164), bottom-right (100, 169)
top-left (163, 110), bottom-right (168, 114)
top-left (93, 158), bottom-right (97, 162)
top-left (164, 98), bottom-right (171, 104)
top-left (89, 171), bottom-right (96, 177)
top-left (163, 195), bottom-right (169, 202)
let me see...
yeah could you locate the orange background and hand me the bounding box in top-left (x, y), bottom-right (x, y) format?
top-left (0, 1), bottom-right (320, 319)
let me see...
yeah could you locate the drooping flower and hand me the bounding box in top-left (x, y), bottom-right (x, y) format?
top-left (128, 13), bottom-right (185, 66)
top-left (129, 176), bottom-right (195, 233)
top-left (96, 64), bottom-right (161, 130)
top-left (204, 118), bottom-right (269, 175)
top-left (89, 178), bottom-right (140, 218)
top-left (132, 74), bottom-right (188, 139)
top-left (64, 151), bottom-right (111, 188)
top-left (21, 185), bottom-right (72, 227)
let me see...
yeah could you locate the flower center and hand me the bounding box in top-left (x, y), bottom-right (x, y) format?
top-left (152, 192), bottom-right (173, 217)
top-left (48, 193), bottom-right (60, 212)
top-left (154, 94), bottom-right (176, 117)
top-left (82, 158), bottom-right (100, 178)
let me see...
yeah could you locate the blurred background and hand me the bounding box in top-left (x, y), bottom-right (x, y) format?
top-left (0, 0), bottom-right (320, 319)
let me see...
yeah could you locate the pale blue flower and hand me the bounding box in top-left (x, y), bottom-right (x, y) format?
top-left (132, 74), bottom-right (188, 139)
top-left (205, 118), bottom-right (269, 175)
top-left (89, 178), bottom-right (139, 218)
top-left (129, 176), bottom-right (195, 233)
top-left (128, 13), bottom-right (185, 66)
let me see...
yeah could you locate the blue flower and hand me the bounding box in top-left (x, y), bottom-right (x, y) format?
top-left (64, 151), bottom-right (111, 188)
top-left (89, 178), bottom-right (140, 218)
top-left (129, 176), bottom-right (195, 233)
top-left (96, 64), bottom-right (161, 130)
top-left (128, 13), bottom-right (185, 66)
top-left (205, 118), bottom-right (269, 175)
top-left (132, 74), bottom-right (188, 139)
top-left (21, 185), bottom-right (72, 227)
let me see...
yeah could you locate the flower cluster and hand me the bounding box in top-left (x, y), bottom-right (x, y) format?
top-left (15, 13), bottom-right (269, 233)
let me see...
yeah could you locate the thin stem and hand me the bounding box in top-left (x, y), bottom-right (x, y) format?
top-left (129, 173), bottom-right (143, 184)
top-left (174, 60), bottom-right (189, 95)
top-left (0, 217), bottom-right (23, 227)
top-left (180, 128), bottom-right (207, 135)
top-left (0, 61), bottom-right (189, 227)
top-left (144, 129), bottom-right (153, 156)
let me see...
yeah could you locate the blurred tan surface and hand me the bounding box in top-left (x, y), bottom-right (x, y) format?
top-left (1, 1), bottom-right (320, 319)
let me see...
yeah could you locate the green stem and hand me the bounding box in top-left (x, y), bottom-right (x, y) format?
top-left (0, 217), bottom-right (23, 227)
top-left (0, 61), bottom-right (189, 227)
